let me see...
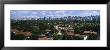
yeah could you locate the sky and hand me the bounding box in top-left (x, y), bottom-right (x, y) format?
top-left (10, 10), bottom-right (100, 20)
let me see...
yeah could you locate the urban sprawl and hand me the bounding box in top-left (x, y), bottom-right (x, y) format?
top-left (11, 15), bottom-right (100, 40)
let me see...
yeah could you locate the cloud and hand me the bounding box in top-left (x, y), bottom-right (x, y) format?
top-left (32, 12), bottom-right (38, 14)
top-left (83, 13), bottom-right (89, 14)
top-left (81, 10), bottom-right (99, 16)
top-left (47, 11), bottom-right (52, 14)
top-left (42, 11), bottom-right (46, 12)
top-left (83, 13), bottom-right (92, 15)
top-left (47, 15), bottom-right (54, 16)
top-left (42, 12), bottom-right (46, 15)
top-left (69, 12), bottom-right (72, 14)
top-left (92, 11), bottom-right (98, 14)
top-left (19, 11), bottom-right (28, 13)
top-left (55, 10), bottom-right (65, 14)
top-left (11, 11), bottom-right (17, 14)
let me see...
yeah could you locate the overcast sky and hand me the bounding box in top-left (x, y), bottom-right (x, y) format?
top-left (10, 10), bottom-right (100, 19)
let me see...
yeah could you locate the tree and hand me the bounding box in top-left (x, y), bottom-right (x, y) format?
top-left (14, 34), bottom-right (25, 40)
top-left (74, 26), bottom-right (84, 34)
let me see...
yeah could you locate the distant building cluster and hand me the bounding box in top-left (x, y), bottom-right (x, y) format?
top-left (11, 15), bottom-right (100, 22)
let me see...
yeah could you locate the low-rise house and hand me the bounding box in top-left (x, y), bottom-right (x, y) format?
top-left (38, 34), bottom-right (52, 40)
top-left (83, 31), bottom-right (97, 35)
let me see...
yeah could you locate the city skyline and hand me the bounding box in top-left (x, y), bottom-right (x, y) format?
top-left (11, 10), bottom-right (100, 20)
